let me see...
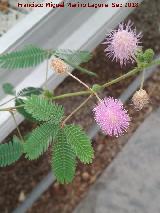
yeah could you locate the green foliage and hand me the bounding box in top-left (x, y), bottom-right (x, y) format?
top-left (0, 137), bottom-right (23, 167)
top-left (17, 87), bottom-right (43, 97)
top-left (92, 84), bottom-right (102, 92)
top-left (43, 90), bottom-right (54, 100)
top-left (15, 98), bottom-right (37, 122)
top-left (2, 83), bottom-right (15, 95)
top-left (15, 87), bottom-right (44, 121)
top-left (0, 45), bottom-right (50, 69)
top-left (51, 129), bottom-right (76, 184)
top-left (24, 123), bottom-right (59, 160)
top-left (143, 49), bottom-right (155, 63)
top-left (54, 49), bottom-right (92, 65)
top-left (136, 48), bottom-right (155, 65)
top-left (64, 125), bottom-right (94, 164)
top-left (53, 49), bottom-right (96, 76)
top-left (24, 95), bottom-right (64, 123)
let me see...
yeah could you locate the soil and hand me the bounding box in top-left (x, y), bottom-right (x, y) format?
top-left (0, 0), bottom-right (160, 212)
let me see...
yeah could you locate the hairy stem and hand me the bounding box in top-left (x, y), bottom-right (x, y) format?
top-left (52, 90), bottom-right (89, 100)
top-left (0, 58), bottom-right (158, 112)
top-left (51, 67), bottom-right (141, 101)
top-left (102, 67), bottom-right (139, 88)
top-left (67, 71), bottom-right (101, 101)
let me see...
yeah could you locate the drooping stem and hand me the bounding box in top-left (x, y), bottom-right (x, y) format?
top-left (67, 71), bottom-right (101, 101)
top-left (61, 94), bottom-right (93, 127)
top-left (10, 111), bottom-right (24, 143)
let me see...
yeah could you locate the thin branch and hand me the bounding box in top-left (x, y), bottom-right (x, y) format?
top-left (67, 71), bottom-right (101, 101)
top-left (140, 69), bottom-right (145, 89)
top-left (0, 96), bottom-right (17, 107)
top-left (10, 111), bottom-right (24, 143)
top-left (61, 94), bottom-right (93, 127)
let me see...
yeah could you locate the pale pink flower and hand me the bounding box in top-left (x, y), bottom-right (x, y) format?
top-left (93, 97), bottom-right (130, 137)
top-left (103, 21), bottom-right (142, 66)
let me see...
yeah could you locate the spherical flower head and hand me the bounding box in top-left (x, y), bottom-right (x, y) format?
top-left (104, 21), bottom-right (142, 66)
top-left (50, 58), bottom-right (70, 74)
top-left (132, 89), bottom-right (149, 110)
top-left (93, 97), bottom-right (130, 137)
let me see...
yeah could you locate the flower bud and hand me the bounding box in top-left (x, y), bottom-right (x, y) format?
top-left (50, 58), bottom-right (70, 74)
top-left (132, 89), bottom-right (149, 110)
top-left (143, 49), bottom-right (154, 63)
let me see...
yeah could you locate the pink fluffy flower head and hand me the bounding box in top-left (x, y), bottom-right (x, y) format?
top-left (104, 21), bottom-right (142, 66)
top-left (93, 97), bottom-right (130, 137)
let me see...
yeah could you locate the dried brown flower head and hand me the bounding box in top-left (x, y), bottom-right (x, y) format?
top-left (132, 89), bottom-right (149, 110)
top-left (50, 58), bottom-right (70, 74)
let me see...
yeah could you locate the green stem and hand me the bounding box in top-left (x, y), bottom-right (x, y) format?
top-left (52, 67), bottom-right (141, 100)
top-left (102, 67), bottom-right (139, 88)
top-left (0, 58), bottom-right (158, 112)
top-left (52, 90), bottom-right (89, 100)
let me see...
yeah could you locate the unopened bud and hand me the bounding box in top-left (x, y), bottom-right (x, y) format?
top-left (50, 58), bottom-right (70, 74)
top-left (132, 89), bottom-right (149, 110)
top-left (143, 49), bottom-right (154, 63)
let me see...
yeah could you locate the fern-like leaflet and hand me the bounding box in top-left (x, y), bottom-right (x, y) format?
top-left (24, 95), bottom-right (64, 123)
top-left (0, 137), bottom-right (23, 167)
top-left (17, 87), bottom-right (43, 97)
top-left (54, 49), bottom-right (92, 65)
top-left (24, 123), bottom-right (59, 160)
top-left (64, 125), bottom-right (94, 164)
top-left (51, 129), bottom-right (76, 184)
top-left (0, 45), bottom-right (50, 69)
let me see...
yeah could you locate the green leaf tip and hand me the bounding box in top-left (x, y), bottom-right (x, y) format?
top-left (24, 123), bottom-right (59, 160)
top-left (64, 124), bottom-right (94, 164)
top-left (0, 136), bottom-right (23, 167)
